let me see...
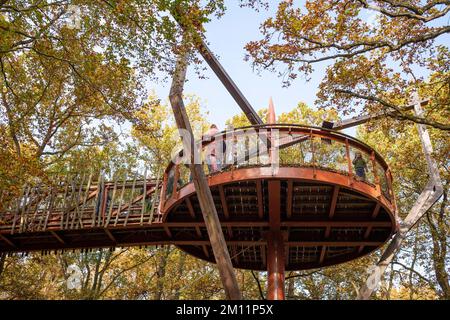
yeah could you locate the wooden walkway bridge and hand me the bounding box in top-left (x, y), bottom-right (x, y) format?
top-left (0, 124), bottom-right (397, 272)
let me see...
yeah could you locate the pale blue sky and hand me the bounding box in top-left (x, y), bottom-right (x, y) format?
top-left (151, 1), bottom-right (328, 129)
top-left (148, 1), bottom-right (449, 134)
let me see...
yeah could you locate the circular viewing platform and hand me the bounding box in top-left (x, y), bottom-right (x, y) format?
top-left (160, 124), bottom-right (398, 271)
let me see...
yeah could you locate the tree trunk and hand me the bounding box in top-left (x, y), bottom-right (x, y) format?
top-left (427, 186), bottom-right (449, 299)
top-left (168, 50), bottom-right (241, 300)
top-left (0, 253), bottom-right (6, 279)
top-left (287, 276), bottom-right (295, 300)
top-left (357, 93), bottom-right (444, 300)
top-left (172, 251), bottom-right (186, 300)
top-left (154, 246), bottom-right (171, 300)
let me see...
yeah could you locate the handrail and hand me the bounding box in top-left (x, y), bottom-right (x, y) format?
top-left (163, 124), bottom-right (394, 208)
top-left (166, 124), bottom-right (391, 173)
top-left (0, 124), bottom-right (395, 234)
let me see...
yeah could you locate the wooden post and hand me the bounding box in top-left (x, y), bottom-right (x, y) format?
top-left (105, 175), bottom-right (119, 227)
top-left (168, 52), bottom-right (242, 300)
top-left (41, 187), bottom-right (55, 231)
top-left (59, 176), bottom-right (69, 229)
top-left (78, 171), bottom-right (93, 228)
top-left (310, 131), bottom-right (316, 177)
top-left (149, 171), bottom-right (161, 224)
top-left (124, 173), bottom-right (137, 227)
top-left (64, 179), bottom-right (78, 229)
top-left (371, 151), bottom-right (381, 197)
top-left (357, 93), bottom-right (443, 300)
top-left (173, 165), bottom-right (180, 199)
top-left (11, 185), bottom-right (27, 235)
top-left (91, 171), bottom-right (103, 227)
top-left (71, 173), bottom-right (86, 229)
top-left (20, 185), bottom-right (34, 233)
top-left (345, 139), bottom-right (354, 184)
top-left (140, 168), bottom-right (147, 225)
top-left (114, 173), bottom-right (128, 227)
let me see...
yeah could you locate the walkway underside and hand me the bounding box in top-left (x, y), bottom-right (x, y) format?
top-left (164, 168), bottom-right (395, 271)
top-left (0, 166), bottom-right (396, 271)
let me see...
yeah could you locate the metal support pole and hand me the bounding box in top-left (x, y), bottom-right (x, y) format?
top-left (267, 231), bottom-right (286, 300)
top-left (266, 180), bottom-right (285, 300)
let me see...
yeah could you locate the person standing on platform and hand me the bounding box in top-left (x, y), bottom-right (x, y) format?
top-left (204, 124), bottom-right (222, 173)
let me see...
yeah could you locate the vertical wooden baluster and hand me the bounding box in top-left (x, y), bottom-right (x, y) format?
top-left (38, 183), bottom-right (52, 231)
top-left (173, 165), bottom-right (180, 199)
top-left (101, 186), bottom-right (108, 227)
top-left (160, 172), bottom-right (168, 212)
top-left (30, 183), bottom-right (43, 231)
top-left (78, 172), bottom-right (93, 229)
top-left (140, 167), bottom-right (147, 226)
top-left (19, 186), bottom-right (29, 233)
top-left (105, 175), bottom-right (119, 227)
top-left (148, 171), bottom-right (161, 224)
top-left (59, 176), bottom-right (70, 229)
top-left (0, 189), bottom-right (4, 212)
top-left (371, 151), bottom-right (380, 196)
top-left (32, 183), bottom-right (43, 231)
top-left (20, 185), bottom-right (33, 233)
top-left (91, 170), bottom-right (103, 227)
top-left (387, 168), bottom-right (397, 212)
top-left (310, 130), bottom-right (316, 178)
top-left (345, 139), bottom-right (353, 183)
top-left (71, 173), bottom-right (86, 229)
top-left (64, 178), bottom-right (78, 229)
top-left (387, 169), bottom-right (394, 200)
top-left (42, 186), bottom-right (56, 231)
top-left (114, 173), bottom-right (128, 227)
top-left (20, 185), bottom-right (31, 233)
top-left (124, 173), bottom-right (137, 227)
top-left (11, 185), bottom-right (27, 235)
top-left (298, 133), bottom-right (304, 165)
top-left (98, 175), bottom-right (107, 227)
top-left (37, 184), bottom-right (48, 231)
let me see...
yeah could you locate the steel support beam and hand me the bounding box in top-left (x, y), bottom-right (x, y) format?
top-left (267, 231), bottom-right (285, 300)
top-left (333, 100), bottom-right (429, 130)
top-left (168, 51), bottom-right (242, 300)
top-left (0, 239), bottom-right (385, 252)
top-left (171, 7), bottom-right (263, 126)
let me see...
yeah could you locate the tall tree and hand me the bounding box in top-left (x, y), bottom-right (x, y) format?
top-left (245, 0), bottom-right (450, 130)
top-left (0, 0), bottom-right (226, 203)
top-left (357, 70), bottom-right (449, 299)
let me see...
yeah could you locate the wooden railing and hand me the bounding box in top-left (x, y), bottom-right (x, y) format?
top-left (0, 124), bottom-right (396, 235)
top-left (162, 124), bottom-right (395, 210)
top-left (0, 176), bottom-right (162, 234)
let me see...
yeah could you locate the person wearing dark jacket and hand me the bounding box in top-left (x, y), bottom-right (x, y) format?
top-left (353, 152), bottom-right (368, 180)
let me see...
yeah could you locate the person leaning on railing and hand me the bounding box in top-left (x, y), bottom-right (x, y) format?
top-left (352, 152), bottom-right (368, 181)
top-left (203, 124), bottom-right (221, 173)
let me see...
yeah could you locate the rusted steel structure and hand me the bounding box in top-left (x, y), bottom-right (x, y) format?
top-left (0, 110), bottom-right (398, 298)
top-left (161, 123), bottom-right (397, 271)
top-left (0, 5), bottom-right (440, 300)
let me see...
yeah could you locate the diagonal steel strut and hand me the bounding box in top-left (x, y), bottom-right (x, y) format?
top-left (168, 51), bottom-right (242, 300)
top-left (356, 93), bottom-right (443, 300)
top-left (171, 7), bottom-right (264, 126)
